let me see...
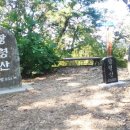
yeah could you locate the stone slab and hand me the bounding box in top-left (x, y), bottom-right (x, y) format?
top-left (0, 83), bottom-right (33, 95)
top-left (102, 57), bottom-right (118, 84)
top-left (98, 81), bottom-right (127, 87)
top-left (0, 26), bottom-right (21, 88)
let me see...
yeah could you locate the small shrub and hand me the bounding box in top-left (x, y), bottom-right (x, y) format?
top-left (18, 36), bottom-right (59, 76)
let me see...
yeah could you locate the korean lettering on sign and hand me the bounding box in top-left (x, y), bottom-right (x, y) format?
top-left (0, 34), bottom-right (10, 71)
top-left (0, 76), bottom-right (17, 82)
top-left (108, 58), bottom-right (113, 78)
top-left (107, 57), bottom-right (118, 83)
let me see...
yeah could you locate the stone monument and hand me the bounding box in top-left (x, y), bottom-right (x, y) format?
top-left (0, 26), bottom-right (21, 88)
top-left (102, 56), bottom-right (118, 84)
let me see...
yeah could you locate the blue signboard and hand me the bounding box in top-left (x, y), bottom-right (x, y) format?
top-left (96, 21), bottom-right (115, 27)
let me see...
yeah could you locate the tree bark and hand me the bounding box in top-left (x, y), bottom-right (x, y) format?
top-left (56, 16), bottom-right (71, 44)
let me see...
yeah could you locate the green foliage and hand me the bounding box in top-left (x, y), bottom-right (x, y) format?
top-left (88, 8), bottom-right (101, 26)
top-left (112, 43), bottom-right (127, 68)
top-left (0, 0), bottom-right (5, 6)
top-left (1, 0), bottom-right (119, 75)
top-left (0, 0), bottom-right (60, 76)
top-left (18, 35), bottom-right (59, 75)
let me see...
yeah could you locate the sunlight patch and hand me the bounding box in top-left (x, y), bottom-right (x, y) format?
top-left (65, 114), bottom-right (121, 130)
top-left (67, 82), bottom-right (82, 87)
top-left (81, 98), bottom-right (114, 108)
top-left (34, 77), bottom-right (46, 80)
top-left (18, 99), bottom-right (56, 111)
top-left (65, 115), bottom-right (93, 130)
top-left (80, 91), bottom-right (114, 107)
top-left (56, 77), bottom-right (73, 81)
top-left (61, 93), bottom-right (79, 104)
top-left (102, 107), bottom-right (123, 115)
top-left (18, 106), bottom-right (32, 111)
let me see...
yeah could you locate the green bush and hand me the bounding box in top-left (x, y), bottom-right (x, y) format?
top-left (18, 35), bottom-right (59, 76)
top-left (116, 59), bottom-right (127, 68)
top-left (112, 43), bottom-right (127, 68)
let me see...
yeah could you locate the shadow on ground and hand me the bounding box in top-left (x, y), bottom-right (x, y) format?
top-left (0, 67), bottom-right (130, 130)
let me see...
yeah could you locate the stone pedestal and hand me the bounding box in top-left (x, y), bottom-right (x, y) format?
top-left (98, 81), bottom-right (127, 88)
top-left (0, 83), bottom-right (33, 95)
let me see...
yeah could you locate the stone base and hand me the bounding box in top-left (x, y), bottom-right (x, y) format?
top-left (0, 83), bottom-right (33, 95)
top-left (98, 81), bottom-right (127, 87)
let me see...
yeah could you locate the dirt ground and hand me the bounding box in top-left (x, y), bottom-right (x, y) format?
top-left (0, 66), bottom-right (130, 130)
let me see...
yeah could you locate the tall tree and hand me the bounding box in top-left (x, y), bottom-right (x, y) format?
top-left (0, 0), bottom-right (105, 74)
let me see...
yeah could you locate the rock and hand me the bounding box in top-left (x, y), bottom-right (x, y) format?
top-left (0, 26), bottom-right (21, 88)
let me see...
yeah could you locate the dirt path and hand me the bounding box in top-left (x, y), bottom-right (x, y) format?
top-left (0, 66), bottom-right (130, 130)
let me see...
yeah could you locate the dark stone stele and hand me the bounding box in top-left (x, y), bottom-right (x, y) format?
top-left (0, 26), bottom-right (21, 88)
top-left (102, 56), bottom-right (118, 84)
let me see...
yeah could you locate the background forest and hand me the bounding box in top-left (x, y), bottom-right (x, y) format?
top-left (0, 0), bottom-right (129, 75)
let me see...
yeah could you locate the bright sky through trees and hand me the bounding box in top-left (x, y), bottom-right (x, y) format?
top-left (92, 0), bottom-right (130, 46)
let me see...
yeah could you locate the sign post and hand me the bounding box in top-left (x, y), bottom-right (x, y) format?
top-left (106, 27), bottom-right (112, 56)
top-left (102, 21), bottom-right (118, 84)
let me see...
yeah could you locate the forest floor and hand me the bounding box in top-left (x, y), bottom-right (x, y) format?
top-left (0, 66), bottom-right (130, 130)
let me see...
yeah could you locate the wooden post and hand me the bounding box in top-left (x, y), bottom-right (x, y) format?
top-left (107, 27), bottom-right (112, 56)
